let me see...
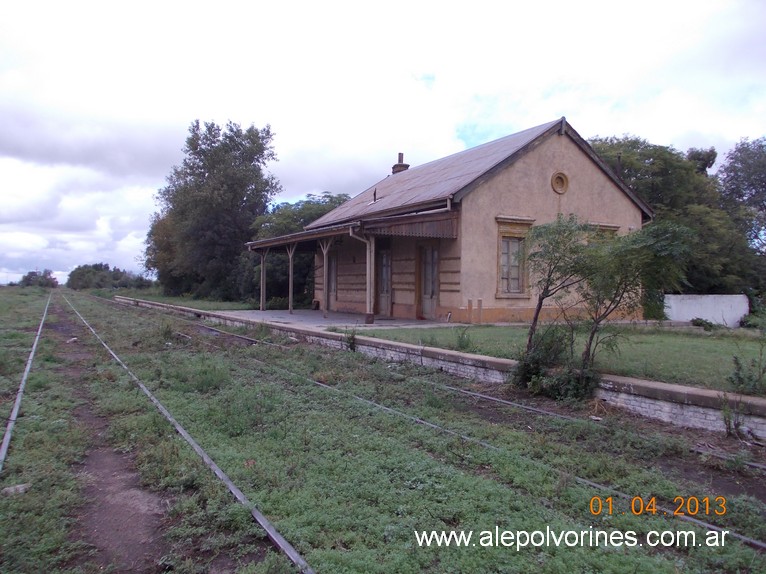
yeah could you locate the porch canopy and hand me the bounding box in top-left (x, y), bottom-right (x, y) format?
top-left (245, 209), bottom-right (458, 319)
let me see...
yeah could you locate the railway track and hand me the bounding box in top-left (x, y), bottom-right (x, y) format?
top-left (83, 293), bottom-right (766, 553)
top-left (8, 290), bottom-right (763, 571)
top-left (0, 293), bottom-right (51, 474)
top-left (187, 322), bottom-right (766, 552)
top-left (102, 294), bottom-right (766, 473)
top-left (164, 311), bottom-right (766, 473)
top-left (1, 291), bottom-right (315, 572)
top-left (62, 294), bottom-right (316, 574)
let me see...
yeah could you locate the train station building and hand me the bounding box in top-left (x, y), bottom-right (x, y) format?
top-left (245, 118), bottom-right (652, 324)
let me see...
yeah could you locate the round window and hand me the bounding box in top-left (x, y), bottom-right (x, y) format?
top-left (551, 172), bottom-right (569, 194)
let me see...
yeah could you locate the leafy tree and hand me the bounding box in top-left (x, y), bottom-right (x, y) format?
top-left (571, 223), bottom-right (690, 379)
top-left (252, 192), bottom-right (350, 240)
top-left (66, 263), bottom-right (152, 290)
top-left (719, 137), bottom-right (766, 255)
top-left (20, 269), bottom-right (58, 288)
top-left (523, 214), bottom-right (593, 353)
top-left (515, 222), bottom-right (690, 399)
top-left (144, 120), bottom-right (280, 300)
top-left (686, 147), bottom-right (717, 175)
top-left (249, 192), bottom-right (350, 307)
top-left (590, 136), bottom-right (759, 293)
top-left (590, 136), bottom-right (717, 212)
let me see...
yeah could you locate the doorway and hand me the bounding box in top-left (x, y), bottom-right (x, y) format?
top-left (376, 249), bottom-right (392, 316)
top-left (419, 245), bottom-right (438, 319)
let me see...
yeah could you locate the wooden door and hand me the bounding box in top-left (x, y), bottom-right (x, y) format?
top-left (377, 249), bottom-right (392, 316)
top-left (420, 246), bottom-right (438, 319)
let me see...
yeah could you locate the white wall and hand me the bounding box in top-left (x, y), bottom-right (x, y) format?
top-left (664, 294), bottom-right (749, 326)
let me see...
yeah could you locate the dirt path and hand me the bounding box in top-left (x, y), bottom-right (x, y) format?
top-left (74, 405), bottom-right (170, 572)
top-left (47, 302), bottom-right (171, 572)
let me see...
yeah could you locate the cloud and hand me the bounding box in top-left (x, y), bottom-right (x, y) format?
top-left (0, 231), bottom-right (49, 257)
top-left (0, 105), bottom-right (185, 180)
top-left (0, 0), bottom-right (763, 285)
top-left (0, 155), bottom-right (157, 282)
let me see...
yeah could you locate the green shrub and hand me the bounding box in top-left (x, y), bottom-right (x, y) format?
top-left (728, 339), bottom-right (766, 395)
top-left (265, 296), bottom-right (289, 310)
top-left (511, 327), bottom-right (568, 389)
top-left (453, 326), bottom-right (473, 352)
top-left (513, 327), bottom-right (599, 400)
top-left (691, 317), bottom-right (720, 331)
top-left (641, 288), bottom-right (666, 320)
top-left (345, 326), bottom-right (357, 352)
top-left (529, 368), bottom-right (600, 401)
top-left (740, 312), bottom-right (766, 329)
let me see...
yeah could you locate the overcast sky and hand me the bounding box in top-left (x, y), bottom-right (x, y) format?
top-left (1, 0), bottom-right (764, 285)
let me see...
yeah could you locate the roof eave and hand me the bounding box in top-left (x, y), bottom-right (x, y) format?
top-left (563, 123), bottom-right (655, 221)
top-left (304, 198), bottom-right (450, 231)
top-left (451, 120), bottom-right (564, 204)
top-left (245, 222), bottom-right (356, 250)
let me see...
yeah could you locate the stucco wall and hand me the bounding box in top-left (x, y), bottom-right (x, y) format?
top-left (457, 132), bottom-right (644, 322)
top-left (664, 294), bottom-right (749, 327)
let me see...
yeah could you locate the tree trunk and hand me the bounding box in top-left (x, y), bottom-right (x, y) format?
top-left (526, 294), bottom-right (547, 353)
top-left (581, 324), bottom-right (599, 376)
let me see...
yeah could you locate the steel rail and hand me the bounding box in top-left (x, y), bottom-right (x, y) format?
top-left (62, 295), bottom-right (315, 574)
top-left (195, 325), bottom-right (766, 552)
top-left (86, 296), bottom-right (766, 550)
top-left (689, 447), bottom-right (766, 472)
top-left (192, 322), bottom-right (766, 473)
top-left (0, 293), bottom-right (52, 475)
top-left (103, 300), bottom-right (766, 477)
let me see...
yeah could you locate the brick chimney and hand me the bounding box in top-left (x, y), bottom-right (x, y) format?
top-left (392, 152), bottom-right (410, 174)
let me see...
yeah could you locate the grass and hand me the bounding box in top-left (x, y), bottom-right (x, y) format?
top-left (0, 288), bottom-right (89, 573)
top-left (44, 292), bottom-right (766, 573)
top-left (87, 286), bottom-right (254, 311)
top-left (0, 287), bottom-right (52, 439)
top-left (96, 289), bottom-right (766, 393)
top-left (1, 288), bottom-right (293, 574)
top-left (362, 324), bottom-right (766, 393)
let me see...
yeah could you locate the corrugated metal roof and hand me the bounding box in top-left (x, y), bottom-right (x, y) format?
top-left (306, 119), bottom-right (563, 230)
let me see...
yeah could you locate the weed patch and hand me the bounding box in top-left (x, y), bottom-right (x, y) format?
top-left (728, 337), bottom-right (766, 395)
top-left (161, 354), bottom-right (233, 394)
top-left (209, 386), bottom-right (281, 437)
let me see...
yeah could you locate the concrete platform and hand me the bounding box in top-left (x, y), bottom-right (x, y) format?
top-left (212, 309), bottom-right (695, 332)
top-left (213, 309), bottom-right (442, 330)
top-left (113, 295), bottom-right (766, 440)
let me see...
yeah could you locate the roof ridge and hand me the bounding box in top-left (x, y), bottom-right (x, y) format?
top-left (399, 118), bottom-right (563, 173)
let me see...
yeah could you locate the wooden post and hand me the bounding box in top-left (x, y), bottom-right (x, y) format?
top-left (319, 238), bottom-right (333, 318)
top-left (286, 243), bottom-right (297, 314)
top-left (258, 248), bottom-right (269, 311)
top-left (366, 235), bottom-right (376, 324)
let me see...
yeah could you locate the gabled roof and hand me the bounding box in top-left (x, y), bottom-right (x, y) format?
top-left (306, 117), bottom-right (653, 230)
